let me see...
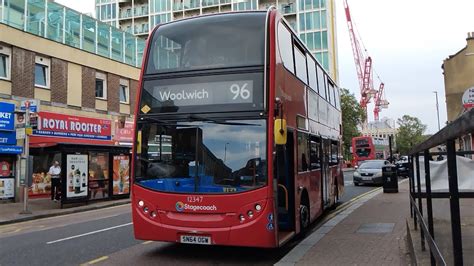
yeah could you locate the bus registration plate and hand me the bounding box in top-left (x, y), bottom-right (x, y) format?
top-left (180, 235), bottom-right (211, 245)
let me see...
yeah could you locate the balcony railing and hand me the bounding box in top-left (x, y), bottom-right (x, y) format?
top-left (0, 0), bottom-right (145, 67)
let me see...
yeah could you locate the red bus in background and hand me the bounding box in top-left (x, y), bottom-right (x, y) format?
top-left (131, 9), bottom-right (343, 248)
top-left (351, 136), bottom-right (389, 166)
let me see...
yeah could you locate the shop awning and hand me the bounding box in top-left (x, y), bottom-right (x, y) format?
top-left (29, 136), bottom-right (117, 148)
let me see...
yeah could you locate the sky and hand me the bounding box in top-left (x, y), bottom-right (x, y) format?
top-left (57, 0), bottom-right (474, 134)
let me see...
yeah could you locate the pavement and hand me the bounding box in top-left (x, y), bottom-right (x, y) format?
top-left (276, 179), bottom-right (412, 266)
top-left (0, 197), bottom-right (131, 225)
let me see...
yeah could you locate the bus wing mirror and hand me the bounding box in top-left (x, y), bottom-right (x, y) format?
top-left (274, 119), bottom-right (287, 145)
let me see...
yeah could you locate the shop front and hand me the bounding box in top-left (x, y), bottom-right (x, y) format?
top-left (29, 112), bottom-right (131, 204)
top-left (0, 102), bottom-right (23, 201)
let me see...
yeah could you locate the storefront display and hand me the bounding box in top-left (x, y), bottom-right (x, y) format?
top-left (66, 154), bottom-right (88, 199)
top-left (89, 152), bottom-right (109, 200)
top-left (113, 155), bottom-right (130, 195)
top-left (30, 153), bottom-right (61, 197)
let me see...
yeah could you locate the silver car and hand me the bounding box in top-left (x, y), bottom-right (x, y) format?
top-left (353, 160), bottom-right (390, 186)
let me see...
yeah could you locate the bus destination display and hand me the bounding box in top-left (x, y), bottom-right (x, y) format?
top-left (150, 80), bottom-right (254, 107)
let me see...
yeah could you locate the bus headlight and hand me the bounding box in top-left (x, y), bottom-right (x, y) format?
top-left (255, 204), bottom-right (262, 211)
top-left (239, 214), bottom-right (246, 221)
top-left (143, 207), bottom-right (149, 213)
top-left (138, 200), bottom-right (144, 207)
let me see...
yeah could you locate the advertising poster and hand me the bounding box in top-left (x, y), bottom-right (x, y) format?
top-left (0, 177), bottom-right (15, 199)
top-left (66, 154), bottom-right (88, 199)
top-left (89, 152), bottom-right (109, 200)
top-left (113, 155), bottom-right (130, 195)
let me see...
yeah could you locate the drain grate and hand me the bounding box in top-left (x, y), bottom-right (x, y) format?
top-left (356, 223), bottom-right (395, 233)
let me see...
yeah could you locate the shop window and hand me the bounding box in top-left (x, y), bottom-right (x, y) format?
top-left (119, 79), bottom-right (130, 104)
top-left (31, 153), bottom-right (62, 197)
top-left (0, 45), bottom-right (11, 80)
top-left (89, 152), bottom-right (110, 200)
top-left (95, 72), bottom-right (107, 99)
top-left (297, 132), bottom-right (309, 172)
top-left (35, 56), bottom-right (50, 88)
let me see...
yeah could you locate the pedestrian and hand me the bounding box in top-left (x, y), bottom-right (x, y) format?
top-left (49, 161), bottom-right (61, 202)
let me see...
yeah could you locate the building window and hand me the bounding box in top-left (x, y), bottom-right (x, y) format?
top-left (0, 45), bottom-right (11, 80)
top-left (96, 72), bottom-right (107, 99)
top-left (35, 56), bottom-right (50, 88)
top-left (119, 79), bottom-right (129, 104)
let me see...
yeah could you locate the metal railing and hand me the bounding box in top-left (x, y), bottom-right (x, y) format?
top-left (408, 108), bottom-right (474, 265)
top-left (0, 0), bottom-right (145, 68)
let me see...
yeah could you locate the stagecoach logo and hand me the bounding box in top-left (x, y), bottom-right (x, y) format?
top-left (175, 201), bottom-right (217, 212)
top-left (176, 201), bottom-right (185, 212)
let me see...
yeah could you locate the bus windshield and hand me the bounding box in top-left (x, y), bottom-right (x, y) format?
top-left (135, 119), bottom-right (267, 194)
top-left (145, 12), bottom-right (266, 74)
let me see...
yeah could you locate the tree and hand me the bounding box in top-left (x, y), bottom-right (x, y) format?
top-left (396, 115), bottom-right (428, 155)
top-left (341, 88), bottom-right (366, 160)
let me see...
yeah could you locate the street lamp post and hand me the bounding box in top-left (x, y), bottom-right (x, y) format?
top-left (433, 91), bottom-right (441, 131)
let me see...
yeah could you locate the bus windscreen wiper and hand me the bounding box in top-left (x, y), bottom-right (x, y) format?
top-left (187, 114), bottom-right (260, 126)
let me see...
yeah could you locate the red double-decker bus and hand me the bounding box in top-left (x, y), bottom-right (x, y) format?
top-left (351, 136), bottom-right (389, 166)
top-left (131, 9), bottom-right (343, 248)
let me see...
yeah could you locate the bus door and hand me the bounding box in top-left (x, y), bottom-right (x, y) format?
top-left (275, 130), bottom-right (295, 233)
top-left (321, 138), bottom-right (331, 207)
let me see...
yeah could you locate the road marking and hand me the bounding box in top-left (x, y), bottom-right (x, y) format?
top-left (46, 222), bottom-right (132, 244)
top-left (80, 256), bottom-right (109, 265)
top-left (142, 241), bottom-right (153, 245)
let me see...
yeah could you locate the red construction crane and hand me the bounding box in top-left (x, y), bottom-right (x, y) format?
top-left (373, 83), bottom-right (389, 121)
top-left (343, 0), bottom-right (388, 122)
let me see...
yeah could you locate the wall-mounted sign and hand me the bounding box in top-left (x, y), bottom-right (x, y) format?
top-left (34, 112), bottom-right (112, 140)
top-left (20, 99), bottom-right (39, 113)
top-left (0, 131), bottom-right (16, 145)
top-left (0, 145), bottom-right (23, 154)
top-left (0, 102), bottom-right (15, 131)
top-left (462, 87), bottom-right (474, 109)
top-left (114, 121), bottom-right (134, 143)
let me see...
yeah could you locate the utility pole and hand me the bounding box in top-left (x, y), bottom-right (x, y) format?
top-left (433, 91), bottom-right (441, 131)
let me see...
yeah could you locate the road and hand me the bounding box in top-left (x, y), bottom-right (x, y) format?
top-left (0, 170), bottom-right (378, 266)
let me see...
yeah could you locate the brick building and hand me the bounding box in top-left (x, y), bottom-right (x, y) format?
top-left (0, 1), bottom-right (142, 202)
